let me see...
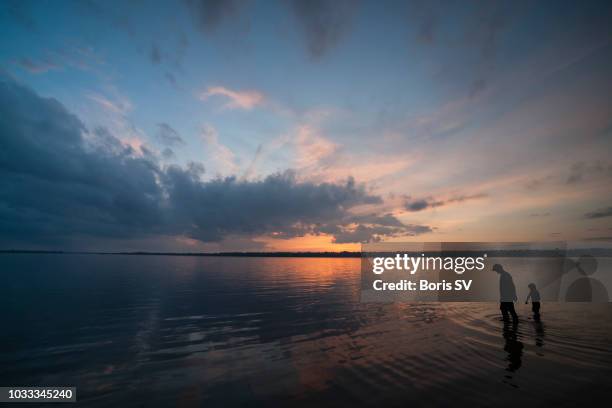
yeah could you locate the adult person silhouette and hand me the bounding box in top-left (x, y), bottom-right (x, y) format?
top-left (493, 264), bottom-right (518, 322)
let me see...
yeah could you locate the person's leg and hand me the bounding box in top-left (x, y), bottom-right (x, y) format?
top-left (509, 302), bottom-right (519, 321)
top-left (500, 303), bottom-right (510, 321)
top-left (533, 302), bottom-right (540, 321)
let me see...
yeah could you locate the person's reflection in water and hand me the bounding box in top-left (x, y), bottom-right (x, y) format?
top-left (532, 319), bottom-right (545, 350)
top-left (502, 321), bottom-right (523, 373)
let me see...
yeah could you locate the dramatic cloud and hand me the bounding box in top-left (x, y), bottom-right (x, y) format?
top-left (288, 0), bottom-right (359, 59)
top-left (156, 123), bottom-right (184, 146)
top-left (0, 80), bottom-right (163, 245)
top-left (405, 193), bottom-right (487, 212)
top-left (329, 214), bottom-right (432, 244)
top-left (0, 79), bottom-right (429, 248)
top-left (584, 206), bottom-right (612, 219)
top-left (199, 86), bottom-right (264, 110)
top-left (163, 169), bottom-right (384, 242)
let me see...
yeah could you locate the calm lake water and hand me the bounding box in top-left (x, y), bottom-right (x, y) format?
top-left (1, 254), bottom-right (611, 407)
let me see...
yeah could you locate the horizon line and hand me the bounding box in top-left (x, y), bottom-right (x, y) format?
top-left (2, 248), bottom-right (611, 257)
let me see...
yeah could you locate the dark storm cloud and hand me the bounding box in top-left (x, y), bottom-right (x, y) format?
top-left (406, 199), bottom-right (439, 212)
top-left (405, 193), bottom-right (487, 212)
top-left (0, 80), bottom-right (164, 244)
top-left (314, 212), bottom-right (431, 244)
top-left (0, 79), bottom-right (430, 248)
top-left (350, 213), bottom-right (405, 227)
top-left (332, 223), bottom-right (432, 244)
top-left (156, 123), bottom-right (184, 146)
top-left (184, 0), bottom-right (246, 34)
top-left (162, 169), bottom-right (387, 242)
top-left (288, 0), bottom-right (359, 59)
top-left (584, 207), bottom-right (612, 219)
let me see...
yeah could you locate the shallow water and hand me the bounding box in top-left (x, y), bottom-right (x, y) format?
top-left (1, 255), bottom-right (611, 407)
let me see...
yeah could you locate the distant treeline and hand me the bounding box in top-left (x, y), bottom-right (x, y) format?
top-left (2, 249), bottom-right (612, 257)
top-left (0, 250), bottom-right (360, 257)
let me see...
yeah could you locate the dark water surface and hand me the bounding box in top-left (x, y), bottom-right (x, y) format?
top-left (1, 255), bottom-right (611, 407)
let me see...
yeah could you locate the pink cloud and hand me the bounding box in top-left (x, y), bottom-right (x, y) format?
top-left (199, 86), bottom-right (264, 110)
top-left (294, 125), bottom-right (337, 169)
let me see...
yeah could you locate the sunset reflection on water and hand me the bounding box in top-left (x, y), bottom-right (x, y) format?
top-left (1, 254), bottom-right (611, 407)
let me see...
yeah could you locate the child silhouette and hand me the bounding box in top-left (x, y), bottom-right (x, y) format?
top-left (525, 283), bottom-right (541, 319)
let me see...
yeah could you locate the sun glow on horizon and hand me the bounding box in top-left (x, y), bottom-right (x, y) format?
top-left (259, 234), bottom-right (360, 252)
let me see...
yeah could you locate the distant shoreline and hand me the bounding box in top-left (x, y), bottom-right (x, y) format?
top-left (2, 249), bottom-right (612, 257)
top-left (0, 250), bottom-right (360, 257)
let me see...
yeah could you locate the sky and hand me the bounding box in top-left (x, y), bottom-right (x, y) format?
top-left (1, 0), bottom-right (611, 252)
